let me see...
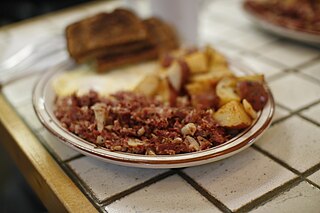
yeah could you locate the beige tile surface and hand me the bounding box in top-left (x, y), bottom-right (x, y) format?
top-left (37, 130), bottom-right (80, 161)
top-left (68, 157), bottom-right (168, 202)
top-left (272, 106), bottom-right (290, 123)
top-left (308, 170), bottom-right (320, 186)
top-left (228, 31), bottom-right (276, 51)
top-left (256, 116), bottom-right (320, 172)
top-left (16, 103), bottom-right (43, 131)
top-left (184, 148), bottom-right (296, 211)
top-left (300, 103), bottom-right (320, 124)
top-left (301, 61), bottom-right (320, 82)
top-left (259, 41), bottom-right (320, 67)
top-left (269, 74), bottom-right (320, 111)
top-left (251, 181), bottom-right (320, 213)
top-left (2, 74), bottom-right (40, 106)
top-left (233, 54), bottom-right (284, 79)
top-left (105, 175), bottom-right (221, 213)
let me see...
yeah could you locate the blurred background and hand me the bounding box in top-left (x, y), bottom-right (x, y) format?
top-left (0, 1), bottom-right (91, 212)
top-left (0, 0), bottom-right (89, 26)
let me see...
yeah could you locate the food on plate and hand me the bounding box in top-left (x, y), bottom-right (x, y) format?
top-left (66, 9), bottom-right (178, 72)
top-left (55, 91), bottom-right (228, 155)
top-left (244, 0), bottom-right (320, 34)
top-left (54, 45), bottom-right (270, 155)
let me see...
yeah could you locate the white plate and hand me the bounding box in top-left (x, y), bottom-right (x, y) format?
top-left (244, 5), bottom-right (320, 45)
top-left (33, 59), bottom-right (275, 168)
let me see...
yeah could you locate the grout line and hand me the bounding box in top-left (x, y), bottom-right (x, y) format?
top-left (294, 55), bottom-right (320, 70)
top-left (235, 177), bottom-right (302, 213)
top-left (266, 72), bottom-right (289, 83)
top-left (305, 179), bottom-right (320, 190)
top-left (296, 72), bottom-right (320, 86)
top-left (300, 163), bottom-right (320, 190)
top-left (252, 145), bottom-right (301, 175)
top-left (99, 170), bottom-right (177, 206)
top-left (176, 170), bottom-right (232, 213)
top-left (298, 114), bottom-right (320, 127)
top-left (61, 162), bottom-right (104, 211)
top-left (301, 162), bottom-right (320, 178)
top-left (34, 132), bottom-right (102, 211)
top-left (271, 99), bottom-right (320, 126)
top-left (63, 154), bottom-right (85, 163)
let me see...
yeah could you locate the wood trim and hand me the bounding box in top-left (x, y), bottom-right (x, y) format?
top-left (0, 94), bottom-right (97, 213)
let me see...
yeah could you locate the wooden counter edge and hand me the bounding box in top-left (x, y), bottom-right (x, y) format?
top-left (0, 94), bottom-right (97, 213)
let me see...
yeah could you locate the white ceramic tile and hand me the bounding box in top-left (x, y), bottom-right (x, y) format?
top-left (269, 74), bottom-right (320, 111)
top-left (251, 181), bottom-right (320, 213)
top-left (184, 148), bottom-right (296, 211)
top-left (273, 105), bottom-right (290, 123)
top-left (229, 31), bottom-right (277, 51)
top-left (68, 157), bottom-right (168, 202)
top-left (234, 54), bottom-right (284, 79)
top-left (301, 61), bottom-right (320, 82)
top-left (37, 130), bottom-right (80, 161)
top-left (300, 103), bottom-right (320, 124)
top-left (45, 9), bottom-right (91, 29)
top-left (5, 21), bottom-right (58, 55)
top-left (200, 27), bottom-right (247, 43)
top-left (84, 0), bottom-right (123, 15)
top-left (16, 103), bottom-right (43, 131)
top-left (199, 18), bottom-right (237, 43)
top-left (308, 170), bottom-right (320, 186)
top-left (206, 0), bottom-right (250, 27)
top-left (105, 175), bottom-right (221, 213)
top-left (256, 116), bottom-right (320, 172)
top-left (259, 41), bottom-right (320, 67)
top-left (2, 74), bottom-right (41, 106)
top-left (0, 31), bottom-right (10, 60)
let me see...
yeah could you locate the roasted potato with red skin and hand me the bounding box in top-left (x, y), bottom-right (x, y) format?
top-left (237, 81), bottom-right (268, 111)
top-left (213, 100), bottom-right (252, 129)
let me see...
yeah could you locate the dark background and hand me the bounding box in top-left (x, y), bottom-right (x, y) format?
top-left (0, 0), bottom-right (89, 26)
top-left (0, 1), bottom-right (90, 212)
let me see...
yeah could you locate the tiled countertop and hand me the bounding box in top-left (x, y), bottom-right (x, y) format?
top-left (0, 0), bottom-right (320, 212)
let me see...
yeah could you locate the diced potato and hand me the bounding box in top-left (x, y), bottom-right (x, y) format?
top-left (186, 80), bottom-right (218, 108)
top-left (242, 99), bottom-right (257, 119)
top-left (186, 80), bottom-right (213, 95)
top-left (213, 101), bottom-right (252, 129)
top-left (191, 66), bottom-right (234, 83)
top-left (237, 74), bottom-right (265, 83)
top-left (167, 62), bottom-right (183, 92)
top-left (205, 45), bottom-right (228, 68)
top-left (155, 77), bottom-right (171, 103)
top-left (216, 77), bottom-right (240, 106)
top-left (134, 74), bottom-right (160, 96)
top-left (184, 51), bottom-right (208, 73)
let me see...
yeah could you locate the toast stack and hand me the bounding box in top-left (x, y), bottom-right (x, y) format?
top-left (66, 9), bottom-right (179, 72)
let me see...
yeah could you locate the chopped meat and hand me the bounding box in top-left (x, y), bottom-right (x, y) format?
top-left (54, 91), bottom-right (230, 155)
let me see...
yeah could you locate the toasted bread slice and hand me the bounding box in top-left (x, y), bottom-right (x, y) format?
top-left (66, 9), bottom-right (147, 59)
top-left (96, 47), bottom-right (158, 72)
top-left (75, 41), bottom-right (152, 63)
top-left (95, 17), bottom-right (179, 72)
top-left (143, 18), bottom-right (179, 53)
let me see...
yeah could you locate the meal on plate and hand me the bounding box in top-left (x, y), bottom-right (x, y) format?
top-left (244, 0), bottom-right (320, 34)
top-left (54, 8), bottom-right (269, 155)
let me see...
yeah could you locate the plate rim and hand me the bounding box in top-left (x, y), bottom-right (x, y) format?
top-left (33, 59), bottom-right (275, 168)
top-left (243, 3), bottom-right (320, 45)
